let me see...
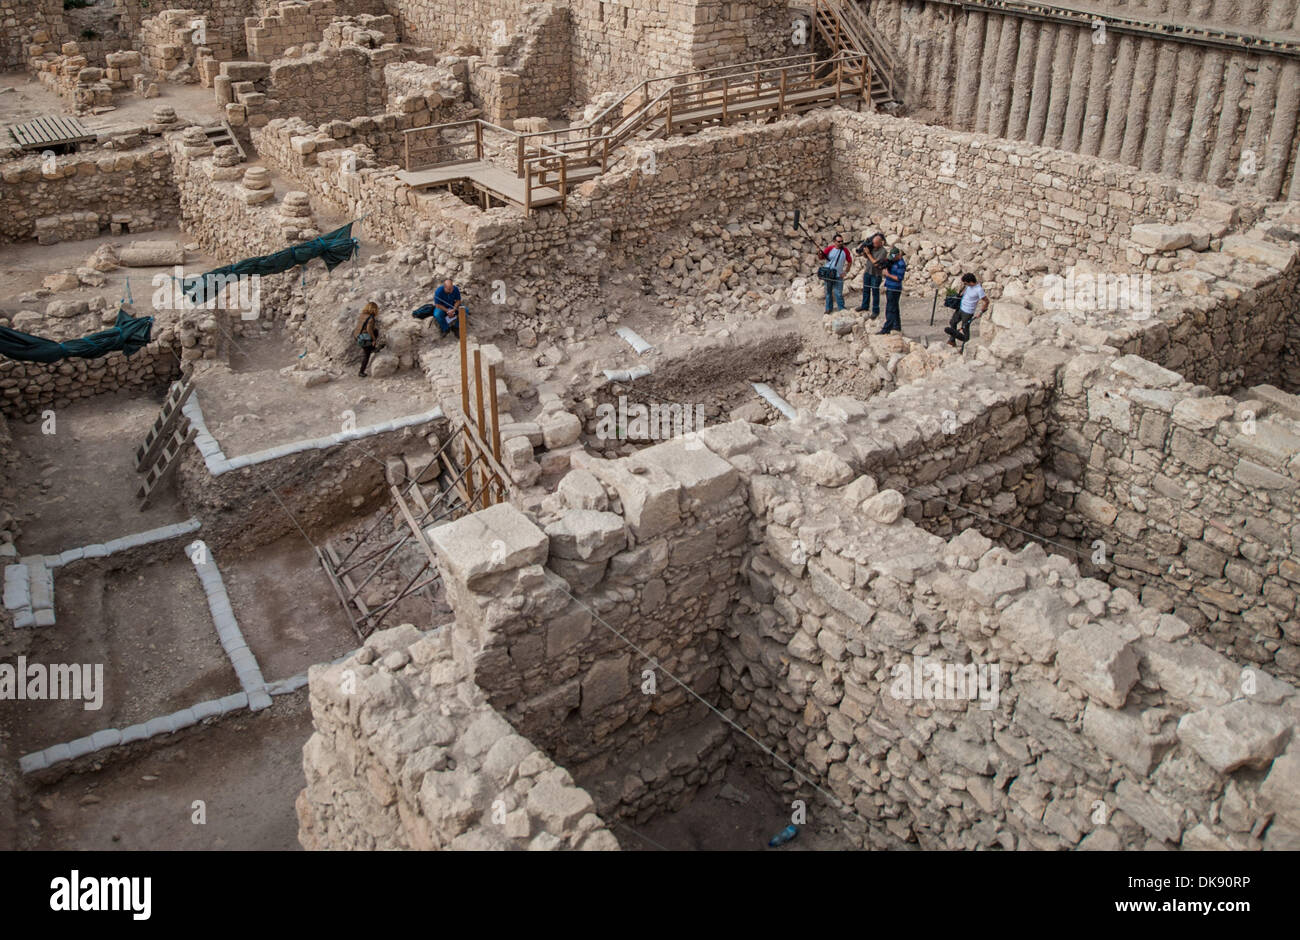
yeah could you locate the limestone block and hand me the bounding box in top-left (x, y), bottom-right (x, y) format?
top-left (632, 438), bottom-right (738, 506)
top-left (797, 449), bottom-right (854, 486)
top-left (1176, 700), bottom-right (1293, 774)
top-left (1258, 744), bottom-right (1300, 829)
top-left (1055, 623), bottom-right (1140, 708)
top-left (1082, 703), bottom-right (1176, 775)
top-left (1130, 223), bottom-right (1193, 253)
top-left (544, 510), bottom-right (626, 563)
top-left (579, 654), bottom-right (630, 717)
top-left (427, 503), bottom-right (547, 590)
top-left (540, 411), bottom-right (581, 450)
top-left (118, 240), bottom-right (184, 266)
top-left (557, 469), bottom-right (607, 511)
top-left (999, 588), bottom-right (1072, 662)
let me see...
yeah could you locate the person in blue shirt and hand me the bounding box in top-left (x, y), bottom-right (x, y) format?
top-left (879, 247), bottom-right (906, 335)
top-left (431, 277), bottom-right (465, 336)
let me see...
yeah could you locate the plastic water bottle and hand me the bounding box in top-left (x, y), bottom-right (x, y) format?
top-left (768, 824), bottom-right (798, 847)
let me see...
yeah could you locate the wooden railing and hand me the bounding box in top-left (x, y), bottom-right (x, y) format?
top-left (811, 0), bottom-right (900, 104)
top-left (401, 49), bottom-right (870, 212)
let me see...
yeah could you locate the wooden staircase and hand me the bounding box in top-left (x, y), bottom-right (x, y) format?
top-left (400, 50), bottom-right (871, 214)
top-left (805, 0), bottom-right (902, 109)
top-left (201, 120), bottom-right (246, 161)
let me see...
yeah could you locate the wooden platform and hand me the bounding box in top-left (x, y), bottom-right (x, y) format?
top-left (6, 114), bottom-right (96, 151)
top-left (396, 160), bottom-right (603, 209)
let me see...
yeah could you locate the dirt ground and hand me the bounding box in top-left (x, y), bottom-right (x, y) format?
top-left (7, 388), bottom-right (191, 554)
top-left (219, 533), bottom-right (358, 680)
top-left (195, 330), bottom-right (441, 458)
top-left (21, 695), bottom-right (314, 851)
top-left (0, 556), bottom-right (238, 757)
top-left (620, 760), bottom-right (860, 852)
top-left (0, 224), bottom-right (219, 313)
top-left (0, 70), bottom-right (225, 137)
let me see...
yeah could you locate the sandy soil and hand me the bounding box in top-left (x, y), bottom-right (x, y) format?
top-left (22, 696), bottom-right (314, 851)
top-left (8, 389), bottom-right (191, 555)
top-left (0, 70), bottom-right (225, 137)
top-left (220, 533), bottom-right (358, 680)
top-left (196, 331), bottom-right (441, 458)
top-left (620, 760), bottom-right (859, 852)
top-left (1, 557), bottom-right (238, 756)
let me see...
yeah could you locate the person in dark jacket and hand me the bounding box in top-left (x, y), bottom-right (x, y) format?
top-left (355, 302), bottom-right (380, 377)
top-left (878, 247), bottom-right (906, 335)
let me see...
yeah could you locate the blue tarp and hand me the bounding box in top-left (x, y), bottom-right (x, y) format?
top-left (0, 308), bottom-right (154, 364)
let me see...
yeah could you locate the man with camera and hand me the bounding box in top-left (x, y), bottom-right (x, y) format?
top-left (855, 232), bottom-right (888, 319)
top-left (878, 246), bottom-right (906, 334)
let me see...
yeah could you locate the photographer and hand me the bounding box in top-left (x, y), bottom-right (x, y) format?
top-left (944, 272), bottom-right (988, 346)
top-left (878, 246), bottom-right (906, 334)
top-left (855, 232), bottom-right (887, 319)
top-left (818, 234), bottom-right (852, 314)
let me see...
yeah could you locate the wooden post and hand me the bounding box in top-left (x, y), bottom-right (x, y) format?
top-left (473, 348), bottom-right (489, 509)
top-left (488, 363), bottom-right (503, 503)
top-left (404, 131), bottom-right (410, 171)
top-left (459, 306), bottom-right (473, 508)
top-left (721, 80), bottom-right (729, 126)
top-left (517, 134), bottom-right (524, 178)
top-left (602, 135), bottom-right (609, 172)
top-left (559, 157), bottom-right (567, 212)
top-left (779, 66), bottom-right (787, 115)
top-left (475, 121), bottom-right (483, 160)
top-left (665, 89), bottom-right (673, 137)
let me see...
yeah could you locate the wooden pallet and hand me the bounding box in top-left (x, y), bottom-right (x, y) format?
top-left (6, 114), bottom-right (97, 151)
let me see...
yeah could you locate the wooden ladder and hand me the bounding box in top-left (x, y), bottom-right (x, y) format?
top-left (135, 378), bottom-right (197, 510)
top-left (136, 423), bottom-right (198, 510)
top-left (135, 378), bottom-right (195, 472)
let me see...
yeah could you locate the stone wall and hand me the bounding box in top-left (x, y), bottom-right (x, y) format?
top-left (0, 298), bottom-right (185, 421)
top-left (831, 109), bottom-right (1236, 270)
top-left (140, 8), bottom-right (235, 80)
top-left (731, 448), bottom-right (1300, 850)
top-left (0, 0), bottom-right (62, 70)
top-left (264, 41), bottom-right (435, 124)
top-left (1043, 353), bottom-right (1300, 679)
top-left (424, 441), bottom-right (746, 819)
top-left (869, 0), bottom-right (1300, 201)
top-left (297, 622), bottom-right (619, 850)
top-left (248, 0), bottom-right (348, 60)
top-left (0, 143), bottom-right (178, 245)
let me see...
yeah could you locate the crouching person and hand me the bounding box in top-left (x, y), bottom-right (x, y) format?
top-left (945, 272), bottom-right (988, 346)
top-left (431, 277), bottom-right (466, 337)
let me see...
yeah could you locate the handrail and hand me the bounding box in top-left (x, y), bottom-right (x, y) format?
top-left (400, 48), bottom-right (870, 209)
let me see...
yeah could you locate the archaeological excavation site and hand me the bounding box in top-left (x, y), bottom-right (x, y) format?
top-left (0, 0), bottom-right (1298, 872)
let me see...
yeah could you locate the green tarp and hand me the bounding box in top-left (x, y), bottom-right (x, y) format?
top-left (181, 221), bottom-right (359, 303)
top-left (0, 308), bottom-right (154, 364)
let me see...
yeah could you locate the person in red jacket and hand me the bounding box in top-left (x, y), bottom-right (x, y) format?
top-left (819, 234), bottom-right (853, 314)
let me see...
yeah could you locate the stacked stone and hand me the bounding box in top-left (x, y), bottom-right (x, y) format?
top-left (240, 165), bottom-right (274, 205)
top-left (179, 126), bottom-right (215, 159)
top-left (279, 190), bottom-right (315, 240)
top-left (210, 145), bottom-right (244, 181)
top-left (0, 143), bottom-right (178, 245)
top-left (297, 623), bottom-right (619, 851)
